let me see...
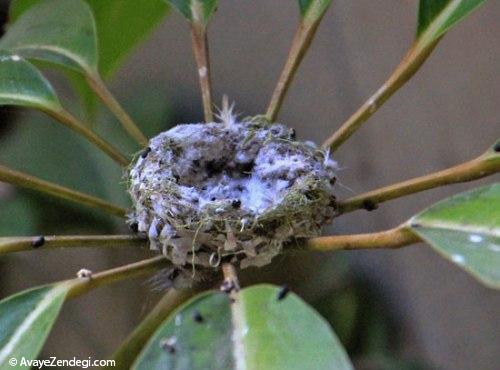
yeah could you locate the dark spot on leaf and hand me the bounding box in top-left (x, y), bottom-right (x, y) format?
top-left (160, 337), bottom-right (176, 354)
top-left (277, 284), bottom-right (290, 301)
top-left (192, 310), bottom-right (204, 323)
top-left (31, 236), bottom-right (45, 248)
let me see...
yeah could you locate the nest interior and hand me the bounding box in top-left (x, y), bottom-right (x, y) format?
top-left (128, 117), bottom-right (337, 285)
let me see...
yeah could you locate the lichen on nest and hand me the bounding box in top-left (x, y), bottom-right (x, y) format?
top-left (128, 110), bottom-right (337, 286)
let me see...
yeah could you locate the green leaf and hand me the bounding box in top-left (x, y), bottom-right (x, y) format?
top-left (133, 284), bottom-right (353, 370)
top-left (409, 184), bottom-right (500, 289)
top-left (9, 0), bottom-right (169, 115)
top-left (1, 0), bottom-right (98, 73)
top-left (417, 0), bottom-right (487, 41)
top-left (165, 0), bottom-right (218, 26)
top-left (297, 0), bottom-right (333, 23)
top-left (0, 284), bottom-right (70, 368)
top-left (0, 50), bottom-right (61, 111)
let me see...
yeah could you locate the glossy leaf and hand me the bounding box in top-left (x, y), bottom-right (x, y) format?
top-left (298, 0), bottom-right (333, 23)
top-left (133, 284), bottom-right (353, 370)
top-left (10, 0), bottom-right (169, 78)
top-left (409, 184), bottom-right (500, 289)
top-left (417, 0), bottom-right (487, 41)
top-left (0, 51), bottom-right (61, 111)
top-left (1, 0), bottom-right (97, 73)
top-left (0, 284), bottom-right (69, 368)
top-left (165, 0), bottom-right (218, 26)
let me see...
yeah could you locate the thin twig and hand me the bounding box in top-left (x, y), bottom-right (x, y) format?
top-left (306, 225), bottom-right (420, 251)
top-left (47, 108), bottom-right (129, 166)
top-left (66, 255), bottom-right (169, 299)
top-left (265, 10), bottom-right (328, 122)
top-left (336, 146), bottom-right (500, 215)
top-left (322, 38), bottom-right (440, 151)
top-left (112, 289), bottom-right (196, 369)
top-left (0, 235), bottom-right (144, 255)
top-left (0, 164), bottom-right (127, 217)
top-left (191, 24), bottom-right (213, 122)
top-left (86, 74), bottom-right (148, 146)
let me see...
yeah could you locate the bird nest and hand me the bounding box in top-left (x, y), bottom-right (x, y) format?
top-left (128, 112), bottom-right (337, 287)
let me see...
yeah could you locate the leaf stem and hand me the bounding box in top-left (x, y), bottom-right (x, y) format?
top-left (112, 288), bottom-right (196, 369)
top-left (191, 24), bottom-right (213, 122)
top-left (65, 255), bottom-right (168, 299)
top-left (86, 74), bottom-right (149, 146)
top-left (336, 144), bottom-right (500, 214)
top-left (0, 164), bottom-right (127, 217)
top-left (265, 12), bottom-right (327, 122)
top-left (0, 235), bottom-right (144, 255)
top-left (47, 108), bottom-right (129, 166)
top-left (322, 38), bottom-right (440, 151)
top-left (306, 225), bottom-right (419, 251)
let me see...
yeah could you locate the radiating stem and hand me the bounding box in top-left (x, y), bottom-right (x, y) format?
top-left (66, 255), bottom-right (168, 299)
top-left (336, 145), bottom-right (500, 214)
top-left (86, 74), bottom-right (148, 146)
top-left (265, 22), bottom-right (322, 122)
top-left (0, 235), bottom-right (144, 255)
top-left (47, 108), bottom-right (129, 166)
top-left (306, 225), bottom-right (419, 251)
top-left (0, 164), bottom-right (127, 217)
top-left (322, 38), bottom-right (440, 151)
top-left (191, 24), bottom-right (213, 122)
top-left (112, 289), bottom-right (196, 369)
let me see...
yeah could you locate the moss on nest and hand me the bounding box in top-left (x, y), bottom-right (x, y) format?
top-left (128, 115), bottom-right (337, 286)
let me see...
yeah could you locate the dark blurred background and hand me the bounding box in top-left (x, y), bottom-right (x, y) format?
top-left (0, 1), bottom-right (499, 369)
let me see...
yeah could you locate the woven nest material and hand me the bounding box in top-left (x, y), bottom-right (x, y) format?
top-left (128, 116), bottom-right (337, 286)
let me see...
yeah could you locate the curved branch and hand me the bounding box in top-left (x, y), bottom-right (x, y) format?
top-left (265, 18), bottom-right (323, 122)
top-left (0, 164), bottom-right (127, 217)
top-left (66, 255), bottom-right (168, 299)
top-left (305, 225), bottom-right (419, 252)
top-left (322, 38), bottom-right (440, 151)
top-left (47, 108), bottom-right (129, 166)
top-left (336, 145), bottom-right (500, 215)
top-left (0, 234), bottom-right (144, 255)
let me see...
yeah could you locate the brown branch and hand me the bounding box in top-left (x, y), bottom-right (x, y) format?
top-left (66, 255), bottom-right (168, 299)
top-left (265, 17), bottom-right (324, 122)
top-left (306, 225), bottom-right (420, 252)
top-left (336, 145), bottom-right (500, 215)
top-left (322, 38), bottom-right (441, 151)
top-left (191, 24), bottom-right (213, 122)
top-left (0, 235), bottom-right (144, 255)
top-left (0, 164), bottom-right (127, 218)
top-left (48, 108), bottom-right (129, 166)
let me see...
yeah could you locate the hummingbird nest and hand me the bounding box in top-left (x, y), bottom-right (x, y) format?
top-left (128, 108), bottom-right (337, 287)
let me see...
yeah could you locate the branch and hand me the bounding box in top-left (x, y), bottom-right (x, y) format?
top-left (0, 164), bottom-right (127, 217)
top-left (112, 289), bottom-right (196, 369)
top-left (305, 225), bottom-right (420, 252)
top-left (86, 74), bottom-right (148, 146)
top-left (322, 38), bottom-right (440, 151)
top-left (191, 24), bottom-right (213, 122)
top-left (66, 255), bottom-right (169, 299)
top-left (265, 3), bottom-right (331, 122)
top-left (336, 144), bottom-right (500, 214)
top-left (48, 108), bottom-right (129, 166)
top-left (0, 235), bottom-right (144, 255)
